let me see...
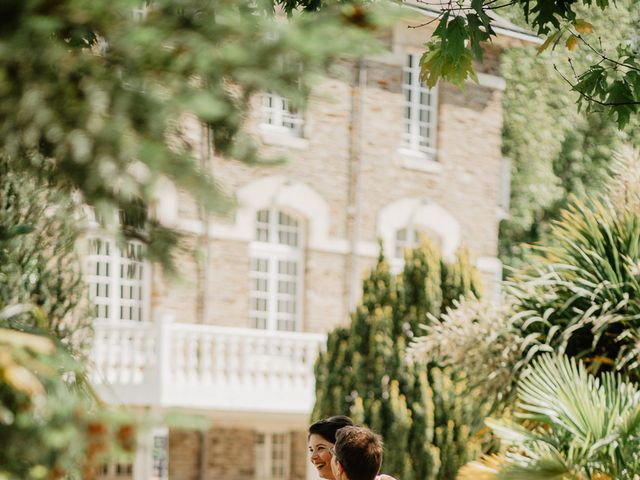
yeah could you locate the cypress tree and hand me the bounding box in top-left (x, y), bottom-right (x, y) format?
top-left (312, 240), bottom-right (483, 479)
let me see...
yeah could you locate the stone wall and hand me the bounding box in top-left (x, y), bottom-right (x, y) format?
top-left (154, 38), bottom-right (505, 328)
top-left (169, 427), bottom-right (307, 480)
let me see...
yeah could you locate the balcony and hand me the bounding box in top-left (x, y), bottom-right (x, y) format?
top-left (90, 316), bottom-right (326, 414)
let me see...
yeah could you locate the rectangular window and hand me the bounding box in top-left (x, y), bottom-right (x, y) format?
top-left (249, 210), bottom-right (302, 332)
top-left (262, 93), bottom-right (303, 137)
top-left (402, 54), bottom-right (438, 157)
top-left (254, 432), bottom-right (290, 480)
top-left (86, 237), bottom-right (148, 322)
top-left (249, 255), bottom-right (300, 331)
top-left (151, 428), bottom-right (169, 480)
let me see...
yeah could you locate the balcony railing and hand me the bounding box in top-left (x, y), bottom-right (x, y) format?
top-left (90, 316), bottom-right (326, 414)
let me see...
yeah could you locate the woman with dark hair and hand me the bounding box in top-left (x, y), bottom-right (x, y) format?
top-left (307, 416), bottom-right (396, 480)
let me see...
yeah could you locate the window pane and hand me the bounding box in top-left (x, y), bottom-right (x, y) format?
top-left (87, 234), bottom-right (147, 323)
top-left (250, 210), bottom-right (302, 331)
top-left (402, 54), bottom-right (437, 154)
top-left (255, 209), bottom-right (270, 241)
top-left (262, 93), bottom-right (303, 135)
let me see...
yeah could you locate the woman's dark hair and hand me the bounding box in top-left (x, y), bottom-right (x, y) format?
top-left (308, 416), bottom-right (354, 443)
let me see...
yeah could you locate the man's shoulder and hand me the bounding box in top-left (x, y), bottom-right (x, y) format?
top-left (377, 475), bottom-right (398, 480)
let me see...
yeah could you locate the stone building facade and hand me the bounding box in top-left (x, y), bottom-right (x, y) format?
top-left (89, 4), bottom-right (537, 480)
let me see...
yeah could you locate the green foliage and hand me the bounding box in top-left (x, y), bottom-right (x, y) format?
top-left (0, 158), bottom-right (88, 350)
top-left (499, 1), bottom-right (638, 268)
top-left (411, 296), bottom-right (522, 413)
top-left (313, 241), bottom-right (484, 480)
top-left (0, 0), bottom-right (387, 267)
top-left (421, 14), bottom-right (479, 89)
top-left (414, 154), bottom-right (640, 416)
top-left (508, 192), bottom-right (640, 381)
top-left (459, 354), bottom-right (640, 480)
top-left (417, 0), bottom-right (640, 128)
top-left (0, 315), bottom-right (138, 480)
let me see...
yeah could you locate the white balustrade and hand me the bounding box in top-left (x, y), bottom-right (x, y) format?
top-left (91, 317), bottom-right (326, 413)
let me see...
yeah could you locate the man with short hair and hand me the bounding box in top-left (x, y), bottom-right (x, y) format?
top-left (330, 426), bottom-right (383, 480)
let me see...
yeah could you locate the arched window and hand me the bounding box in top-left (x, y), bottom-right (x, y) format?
top-left (394, 227), bottom-right (442, 259)
top-left (378, 198), bottom-right (461, 262)
top-left (392, 227), bottom-right (443, 273)
top-left (249, 209), bottom-right (303, 331)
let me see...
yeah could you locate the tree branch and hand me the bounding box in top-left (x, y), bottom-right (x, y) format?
top-left (554, 64), bottom-right (640, 107)
top-left (572, 30), bottom-right (640, 73)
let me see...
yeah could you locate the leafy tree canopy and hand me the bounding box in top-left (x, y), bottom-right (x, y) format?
top-left (1, 0), bottom-right (390, 268)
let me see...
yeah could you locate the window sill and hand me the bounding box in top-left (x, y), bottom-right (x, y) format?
top-left (259, 124), bottom-right (309, 150)
top-left (397, 148), bottom-right (442, 173)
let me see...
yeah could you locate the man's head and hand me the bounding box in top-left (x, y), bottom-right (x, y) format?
top-left (330, 426), bottom-right (383, 480)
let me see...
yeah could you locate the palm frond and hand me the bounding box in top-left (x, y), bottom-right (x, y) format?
top-left (468, 355), bottom-right (640, 479)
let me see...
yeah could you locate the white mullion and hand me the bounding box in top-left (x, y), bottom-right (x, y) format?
top-left (278, 96), bottom-right (287, 128)
top-left (265, 433), bottom-right (274, 480)
top-left (429, 85), bottom-right (438, 151)
top-left (409, 63), bottom-right (416, 149)
top-left (110, 240), bottom-right (120, 322)
top-left (282, 432), bottom-right (291, 480)
top-left (141, 243), bottom-right (150, 322)
top-left (411, 58), bottom-right (421, 151)
top-left (267, 208), bottom-right (278, 331)
top-left (273, 94), bottom-right (283, 128)
top-left (293, 246), bottom-right (303, 332)
top-left (267, 253), bottom-right (278, 331)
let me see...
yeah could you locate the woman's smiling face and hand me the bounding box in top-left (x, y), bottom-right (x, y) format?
top-left (308, 433), bottom-right (335, 479)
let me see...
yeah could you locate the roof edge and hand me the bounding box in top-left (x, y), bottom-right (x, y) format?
top-left (402, 3), bottom-right (542, 45)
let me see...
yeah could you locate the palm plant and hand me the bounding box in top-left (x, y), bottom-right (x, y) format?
top-left (459, 354), bottom-right (640, 480)
top-left (508, 190), bottom-right (640, 381)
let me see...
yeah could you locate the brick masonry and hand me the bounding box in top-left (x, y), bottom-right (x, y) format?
top-left (168, 427), bottom-right (308, 480)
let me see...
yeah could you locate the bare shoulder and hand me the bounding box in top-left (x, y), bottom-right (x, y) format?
top-left (377, 475), bottom-right (398, 480)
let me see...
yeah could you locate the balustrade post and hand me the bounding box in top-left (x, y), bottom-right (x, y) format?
top-left (155, 313), bottom-right (173, 404)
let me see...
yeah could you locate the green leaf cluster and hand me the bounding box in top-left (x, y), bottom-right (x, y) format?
top-left (417, 0), bottom-right (640, 126)
top-left (421, 14), bottom-right (479, 89)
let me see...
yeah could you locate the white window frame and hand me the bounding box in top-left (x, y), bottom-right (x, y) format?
top-left (401, 53), bottom-right (438, 159)
top-left (249, 209), bottom-right (304, 332)
top-left (132, 2), bottom-right (151, 21)
top-left (261, 92), bottom-right (304, 137)
top-left (150, 427), bottom-right (169, 480)
top-left (254, 431), bottom-right (291, 480)
top-left (394, 227), bottom-right (421, 260)
top-left (85, 211), bottom-right (150, 323)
